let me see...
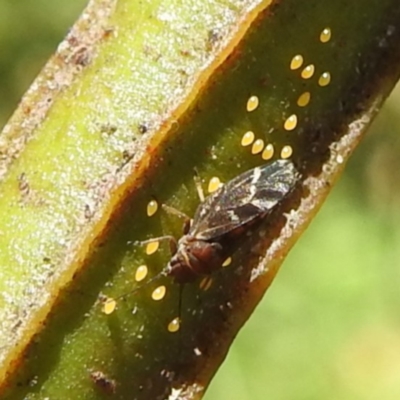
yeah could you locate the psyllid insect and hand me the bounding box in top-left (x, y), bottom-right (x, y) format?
top-left (103, 159), bottom-right (300, 314)
top-left (146, 159), bottom-right (299, 284)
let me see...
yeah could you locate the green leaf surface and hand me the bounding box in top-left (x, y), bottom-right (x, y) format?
top-left (0, 0), bottom-right (400, 399)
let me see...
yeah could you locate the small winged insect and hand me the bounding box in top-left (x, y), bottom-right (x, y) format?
top-left (162, 158), bottom-right (300, 284)
top-left (104, 159), bottom-right (299, 313)
top-left (146, 159), bottom-right (298, 283)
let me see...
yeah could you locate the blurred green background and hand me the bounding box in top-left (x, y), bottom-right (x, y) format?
top-left (1, 1), bottom-right (399, 399)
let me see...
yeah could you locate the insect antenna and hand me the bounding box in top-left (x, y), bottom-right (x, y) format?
top-left (102, 268), bottom-right (169, 314)
top-left (175, 283), bottom-right (184, 358)
top-left (102, 233), bottom-right (179, 314)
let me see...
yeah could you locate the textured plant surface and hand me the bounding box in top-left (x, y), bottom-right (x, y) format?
top-left (0, 0), bottom-right (400, 399)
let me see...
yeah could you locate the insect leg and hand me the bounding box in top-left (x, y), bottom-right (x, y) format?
top-left (162, 204), bottom-right (190, 220)
top-left (137, 236), bottom-right (176, 245)
top-left (193, 171), bottom-right (205, 202)
top-left (162, 204), bottom-right (193, 236)
top-left (136, 235), bottom-right (178, 255)
top-left (176, 283), bottom-right (184, 359)
top-left (178, 283), bottom-right (184, 326)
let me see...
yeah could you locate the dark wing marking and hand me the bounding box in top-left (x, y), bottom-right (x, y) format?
top-left (190, 159), bottom-right (299, 240)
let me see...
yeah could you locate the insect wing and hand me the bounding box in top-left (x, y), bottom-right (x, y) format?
top-left (191, 160), bottom-right (299, 240)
